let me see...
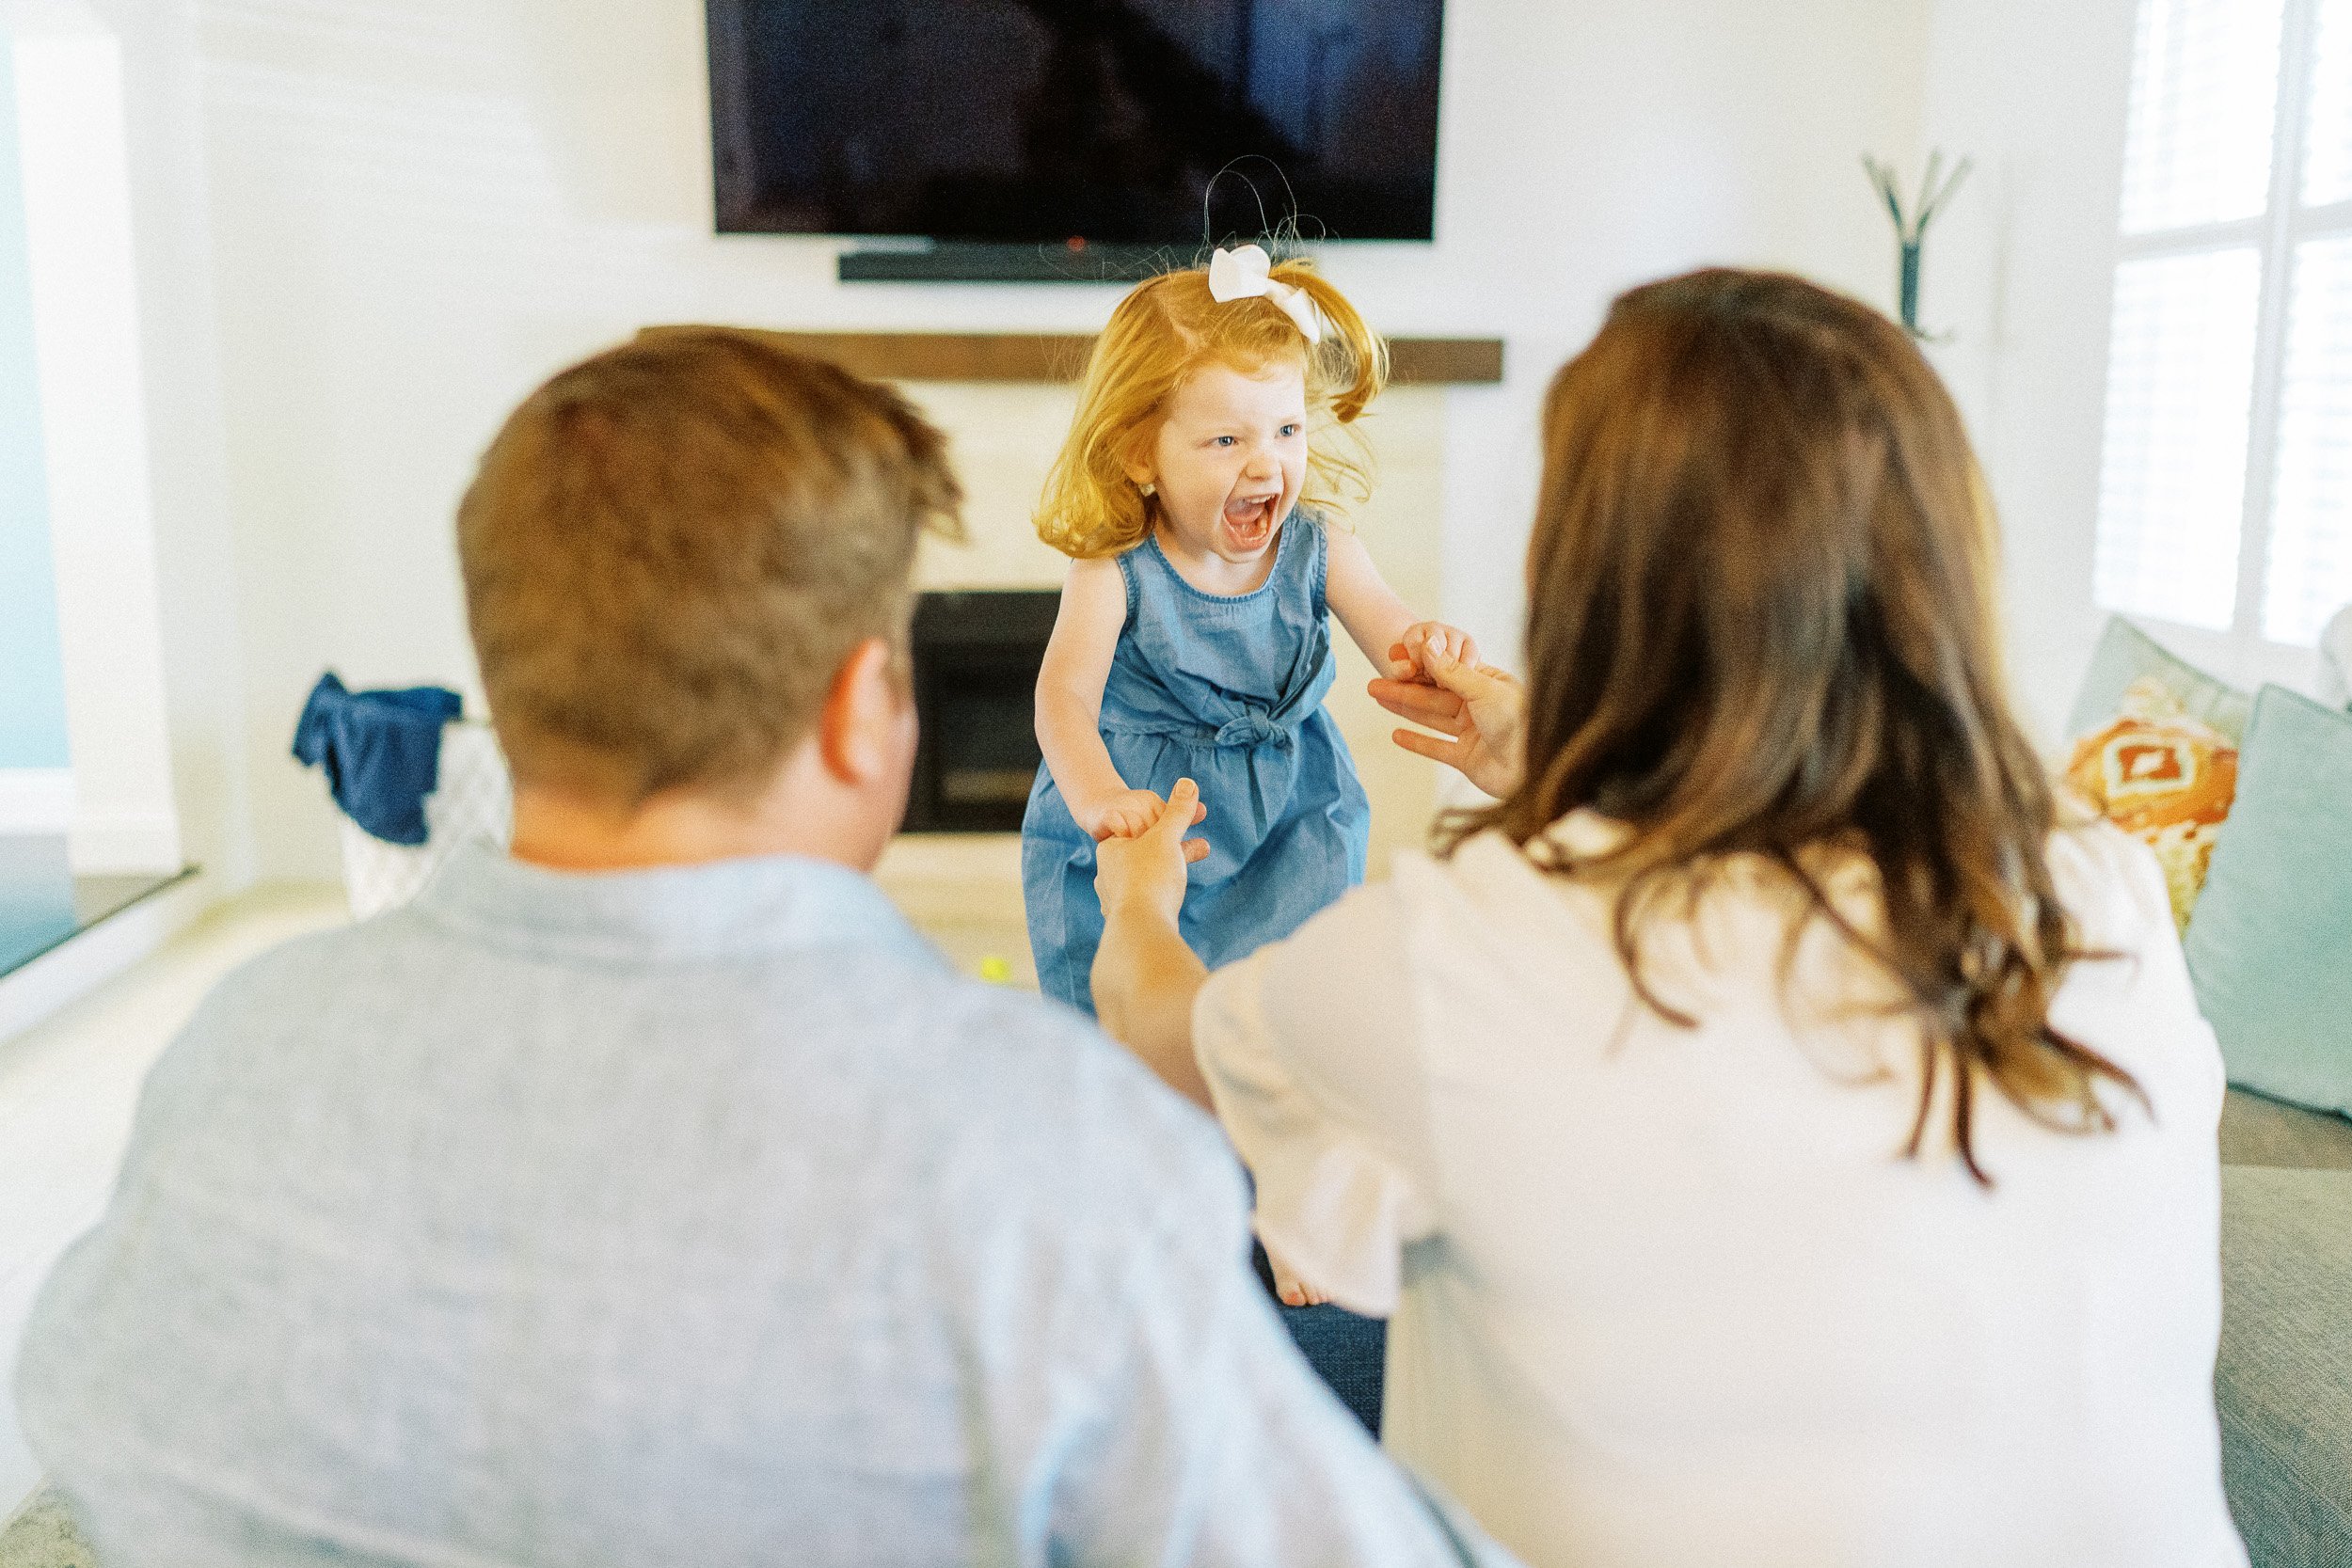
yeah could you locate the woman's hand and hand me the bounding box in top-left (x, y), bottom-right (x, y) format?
top-left (1370, 643), bottom-right (1528, 799)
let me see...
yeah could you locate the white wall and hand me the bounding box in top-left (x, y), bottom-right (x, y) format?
top-left (1915, 0), bottom-right (2141, 746)
top-left (16, 0), bottom-right (259, 893)
top-left (0, 17), bottom-right (72, 816)
top-left (1365, 0), bottom-right (1933, 699)
top-left (11, 3), bottom-right (183, 872)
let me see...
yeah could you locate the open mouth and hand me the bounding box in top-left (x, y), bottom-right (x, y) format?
top-left (1221, 493), bottom-right (1280, 550)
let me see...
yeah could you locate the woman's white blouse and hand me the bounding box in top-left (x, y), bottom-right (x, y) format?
top-left (1193, 812), bottom-right (2247, 1568)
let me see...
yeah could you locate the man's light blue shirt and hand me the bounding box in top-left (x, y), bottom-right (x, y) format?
top-left (16, 847), bottom-right (1497, 1566)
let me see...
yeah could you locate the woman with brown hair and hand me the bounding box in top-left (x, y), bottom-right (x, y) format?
top-left (1089, 269), bottom-right (2246, 1566)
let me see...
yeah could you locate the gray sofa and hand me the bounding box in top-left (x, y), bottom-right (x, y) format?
top-left (5, 1090), bottom-right (2347, 1566)
top-left (2216, 1088), bottom-right (2352, 1566)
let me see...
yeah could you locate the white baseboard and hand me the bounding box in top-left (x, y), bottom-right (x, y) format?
top-left (0, 869), bottom-right (210, 1045)
top-left (0, 769), bottom-right (74, 834)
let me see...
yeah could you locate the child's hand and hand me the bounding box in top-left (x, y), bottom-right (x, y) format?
top-left (1263, 1239), bottom-right (1328, 1308)
top-left (1391, 621), bottom-right (1479, 681)
top-left (1082, 787), bottom-right (1191, 842)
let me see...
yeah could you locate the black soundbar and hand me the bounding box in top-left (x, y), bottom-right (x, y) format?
top-left (836, 242), bottom-right (1198, 284)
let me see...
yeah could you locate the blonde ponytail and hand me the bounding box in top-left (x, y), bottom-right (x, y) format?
top-left (1273, 261), bottom-right (1389, 423)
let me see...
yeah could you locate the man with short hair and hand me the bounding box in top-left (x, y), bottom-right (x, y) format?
top-left (15, 332), bottom-right (1501, 1566)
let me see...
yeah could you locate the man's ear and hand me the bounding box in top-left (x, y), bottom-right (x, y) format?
top-left (816, 637), bottom-right (907, 786)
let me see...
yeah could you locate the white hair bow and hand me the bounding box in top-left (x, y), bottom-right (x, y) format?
top-left (1206, 245), bottom-right (1324, 345)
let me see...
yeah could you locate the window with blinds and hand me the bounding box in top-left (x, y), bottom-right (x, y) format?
top-left (2095, 0), bottom-right (2352, 649)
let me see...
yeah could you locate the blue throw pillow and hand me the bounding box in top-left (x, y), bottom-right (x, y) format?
top-left (2068, 616), bottom-right (2252, 744)
top-left (2184, 685), bottom-right (2352, 1119)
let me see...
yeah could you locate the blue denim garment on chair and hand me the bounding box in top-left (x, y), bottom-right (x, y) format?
top-left (292, 671), bottom-right (462, 845)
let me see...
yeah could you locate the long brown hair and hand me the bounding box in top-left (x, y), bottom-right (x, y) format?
top-left (1450, 268), bottom-right (2139, 1181)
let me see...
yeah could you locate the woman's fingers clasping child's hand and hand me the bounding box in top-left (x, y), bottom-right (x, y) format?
top-left (1391, 621), bottom-right (1479, 680)
top-left (1371, 644), bottom-right (1530, 800)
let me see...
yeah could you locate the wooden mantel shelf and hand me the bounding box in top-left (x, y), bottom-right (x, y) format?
top-left (637, 326), bottom-right (1503, 386)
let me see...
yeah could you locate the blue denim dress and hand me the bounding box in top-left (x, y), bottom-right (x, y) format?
top-left (1022, 511), bottom-right (1372, 1016)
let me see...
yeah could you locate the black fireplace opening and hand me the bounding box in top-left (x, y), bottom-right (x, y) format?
top-left (904, 590), bottom-right (1060, 833)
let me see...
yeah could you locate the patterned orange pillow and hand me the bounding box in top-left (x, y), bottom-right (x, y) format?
top-left (2063, 677), bottom-right (2239, 932)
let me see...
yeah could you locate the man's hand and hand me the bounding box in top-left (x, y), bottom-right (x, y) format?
top-left (1390, 620), bottom-right (1479, 680)
top-left (1093, 779), bottom-right (1209, 924)
top-left (1080, 787), bottom-right (1184, 842)
top-left (1090, 783), bottom-right (1216, 1110)
top-left (1370, 643), bottom-right (1529, 800)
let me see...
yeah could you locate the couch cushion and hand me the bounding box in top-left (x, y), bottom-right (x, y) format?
top-left (2068, 616), bottom-right (2253, 744)
top-left (2186, 687), bottom-right (2352, 1119)
top-left (2217, 1167), bottom-right (2352, 1568)
top-left (2222, 1088), bottom-right (2352, 1172)
top-left (2064, 678), bottom-right (2240, 931)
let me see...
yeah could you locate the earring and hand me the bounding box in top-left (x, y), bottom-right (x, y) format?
top-left (1138, 481), bottom-right (1156, 498)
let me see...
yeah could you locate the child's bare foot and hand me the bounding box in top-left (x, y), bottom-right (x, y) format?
top-left (1264, 1240), bottom-right (1329, 1307)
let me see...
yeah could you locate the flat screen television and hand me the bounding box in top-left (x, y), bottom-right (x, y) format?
top-left (706, 0), bottom-right (1445, 247)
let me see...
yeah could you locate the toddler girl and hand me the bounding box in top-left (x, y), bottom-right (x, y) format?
top-left (1022, 245), bottom-right (1472, 1016)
